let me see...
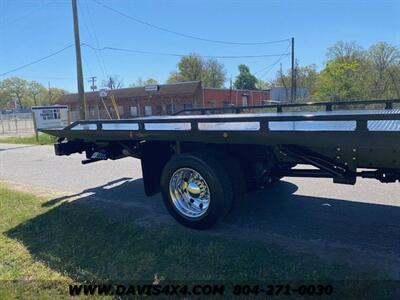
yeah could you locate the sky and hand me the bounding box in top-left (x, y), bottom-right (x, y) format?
top-left (0, 0), bottom-right (399, 92)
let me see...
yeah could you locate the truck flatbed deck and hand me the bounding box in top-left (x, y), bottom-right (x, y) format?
top-left (44, 108), bottom-right (400, 133)
top-left (42, 99), bottom-right (400, 229)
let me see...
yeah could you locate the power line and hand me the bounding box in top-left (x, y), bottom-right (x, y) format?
top-left (85, 0), bottom-right (108, 76)
top-left (258, 53), bottom-right (290, 79)
top-left (81, 0), bottom-right (108, 76)
top-left (0, 44), bottom-right (75, 77)
top-left (0, 42), bottom-right (290, 78)
top-left (13, 74), bottom-right (75, 80)
top-left (82, 43), bottom-right (290, 59)
top-left (0, 1), bottom-right (54, 28)
top-left (92, 0), bottom-right (290, 46)
top-left (255, 43), bottom-right (291, 75)
top-left (78, 0), bottom-right (103, 78)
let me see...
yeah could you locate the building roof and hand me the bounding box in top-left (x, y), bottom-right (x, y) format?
top-left (203, 87), bottom-right (271, 93)
top-left (57, 81), bottom-right (202, 105)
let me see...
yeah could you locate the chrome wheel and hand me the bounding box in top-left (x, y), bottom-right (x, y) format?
top-left (169, 168), bottom-right (210, 218)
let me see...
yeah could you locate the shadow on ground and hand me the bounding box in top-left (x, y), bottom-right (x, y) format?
top-left (6, 177), bottom-right (400, 281)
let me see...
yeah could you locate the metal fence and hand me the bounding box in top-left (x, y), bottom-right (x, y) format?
top-left (0, 113), bottom-right (35, 136)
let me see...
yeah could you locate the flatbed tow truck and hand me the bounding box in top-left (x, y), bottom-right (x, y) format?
top-left (42, 99), bottom-right (400, 229)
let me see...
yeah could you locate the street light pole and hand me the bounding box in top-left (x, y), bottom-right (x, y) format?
top-left (71, 0), bottom-right (86, 120)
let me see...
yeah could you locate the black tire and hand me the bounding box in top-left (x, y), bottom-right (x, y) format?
top-left (160, 152), bottom-right (233, 229)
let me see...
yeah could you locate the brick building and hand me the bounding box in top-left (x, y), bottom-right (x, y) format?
top-left (203, 87), bottom-right (271, 107)
top-left (57, 81), bottom-right (270, 120)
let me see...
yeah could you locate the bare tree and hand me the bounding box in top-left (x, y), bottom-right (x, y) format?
top-left (387, 64), bottom-right (400, 99)
top-left (326, 41), bottom-right (364, 63)
top-left (368, 42), bottom-right (400, 97)
top-left (102, 75), bottom-right (124, 90)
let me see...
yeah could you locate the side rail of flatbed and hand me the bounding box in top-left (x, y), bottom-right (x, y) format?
top-left (45, 109), bottom-right (400, 148)
top-left (44, 108), bottom-right (400, 183)
top-left (174, 98), bottom-right (400, 115)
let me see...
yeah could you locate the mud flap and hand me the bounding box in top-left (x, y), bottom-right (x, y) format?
top-left (140, 141), bottom-right (172, 196)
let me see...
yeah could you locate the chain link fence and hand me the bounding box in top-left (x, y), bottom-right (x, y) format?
top-left (0, 113), bottom-right (35, 136)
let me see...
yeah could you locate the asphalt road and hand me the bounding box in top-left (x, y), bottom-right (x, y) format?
top-left (1, 143), bottom-right (400, 277)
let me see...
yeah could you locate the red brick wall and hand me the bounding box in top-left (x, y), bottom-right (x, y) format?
top-left (203, 88), bottom-right (270, 107)
top-left (64, 87), bottom-right (270, 121)
top-left (68, 93), bottom-right (202, 120)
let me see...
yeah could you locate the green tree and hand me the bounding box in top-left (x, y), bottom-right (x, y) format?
top-left (0, 87), bottom-right (12, 108)
top-left (295, 64), bottom-right (319, 95)
top-left (255, 79), bottom-right (271, 90)
top-left (318, 41), bottom-right (370, 100)
top-left (234, 64), bottom-right (257, 90)
top-left (387, 64), bottom-right (400, 99)
top-left (28, 81), bottom-right (47, 106)
top-left (317, 41), bottom-right (400, 100)
top-left (367, 42), bottom-right (400, 98)
top-left (272, 63), bottom-right (319, 98)
top-left (167, 54), bottom-right (226, 88)
top-left (202, 59), bottom-right (226, 88)
top-left (317, 60), bottom-right (366, 100)
top-left (0, 77), bottom-right (29, 108)
top-left (47, 88), bottom-right (68, 104)
top-left (178, 54), bottom-right (203, 81)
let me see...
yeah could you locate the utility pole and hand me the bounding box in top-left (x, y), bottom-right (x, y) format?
top-left (294, 59), bottom-right (298, 100)
top-left (89, 76), bottom-right (97, 91)
top-left (72, 0), bottom-right (86, 120)
top-left (291, 37), bottom-right (295, 103)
